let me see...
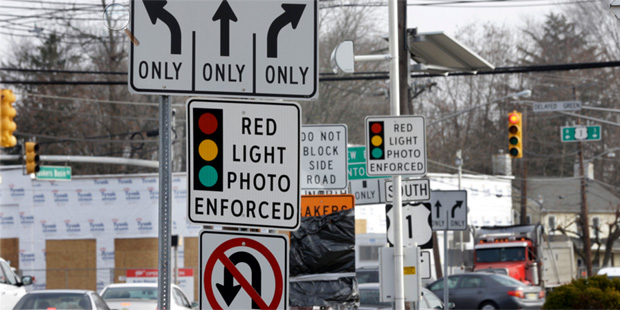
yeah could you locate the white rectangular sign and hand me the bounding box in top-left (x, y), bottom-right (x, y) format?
top-left (430, 190), bottom-right (468, 231)
top-left (379, 247), bottom-right (420, 302)
top-left (349, 179), bottom-right (383, 205)
top-left (365, 116), bottom-right (426, 177)
top-left (533, 101), bottom-right (581, 112)
top-left (200, 230), bottom-right (288, 310)
top-left (384, 178), bottom-right (430, 203)
top-left (129, 0), bottom-right (318, 99)
top-left (187, 98), bottom-right (301, 230)
top-left (301, 125), bottom-right (348, 190)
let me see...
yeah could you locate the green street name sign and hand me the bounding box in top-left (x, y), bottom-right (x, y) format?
top-left (36, 166), bottom-right (72, 181)
top-left (561, 125), bottom-right (601, 142)
top-left (348, 146), bottom-right (387, 180)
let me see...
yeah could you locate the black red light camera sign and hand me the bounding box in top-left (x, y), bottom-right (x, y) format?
top-left (365, 116), bottom-right (426, 177)
top-left (187, 99), bottom-right (301, 230)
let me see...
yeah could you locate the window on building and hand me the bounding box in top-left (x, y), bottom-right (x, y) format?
top-left (593, 217), bottom-right (600, 239)
top-left (548, 216), bottom-right (556, 232)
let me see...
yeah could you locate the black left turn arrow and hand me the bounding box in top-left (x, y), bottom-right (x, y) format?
top-left (212, 0), bottom-right (237, 57)
top-left (143, 0), bottom-right (182, 54)
top-left (216, 251), bottom-right (262, 308)
top-left (267, 4), bottom-right (305, 58)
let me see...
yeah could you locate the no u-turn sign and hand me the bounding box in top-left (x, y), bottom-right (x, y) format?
top-left (200, 230), bottom-right (289, 310)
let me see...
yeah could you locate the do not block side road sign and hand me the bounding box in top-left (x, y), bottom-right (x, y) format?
top-left (187, 98), bottom-right (301, 230)
top-left (200, 230), bottom-right (289, 310)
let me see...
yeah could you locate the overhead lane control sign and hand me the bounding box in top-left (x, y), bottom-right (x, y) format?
top-left (129, 0), bottom-right (318, 100)
top-left (365, 116), bottom-right (427, 177)
top-left (187, 98), bottom-right (301, 230)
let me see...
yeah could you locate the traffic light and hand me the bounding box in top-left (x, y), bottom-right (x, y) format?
top-left (193, 108), bottom-right (223, 191)
top-left (25, 142), bottom-right (40, 174)
top-left (508, 111), bottom-right (523, 158)
top-left (1, 89), bottom-right (17, 148)
top-left (368, 121), bottom-right (385, 160)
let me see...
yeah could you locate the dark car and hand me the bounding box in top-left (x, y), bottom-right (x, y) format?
top-left (426, 273), bottom-right (545, 310)
top-left (13, 289), bottom-right (110, 310)
top-left (359, 283), bottom-right (448, 310)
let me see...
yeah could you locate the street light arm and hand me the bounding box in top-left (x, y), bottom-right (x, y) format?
top-left (584, 147), bottom-right (620, 163)
top-left (430, 89), bottom-right (531, 126)
top-left (559, 111), bottom-right (620, 128)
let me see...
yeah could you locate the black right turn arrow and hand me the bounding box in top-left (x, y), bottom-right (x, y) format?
top-left (451, 200), bottom-right (463, 218)
top-left (267, 4), bottom-right (306, 58)
top-left (143, 0), bottom-right (182, 54)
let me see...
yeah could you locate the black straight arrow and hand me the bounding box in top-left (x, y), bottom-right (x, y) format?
top-left (267, 4), bottom-right (306, 58)
top-left (451, 200), bottom-right (463, 218)
top-left (143, 0), bottom-right (182, 54)
top-left (434, 201), bottom-right (442, 218)
top-left (212, 0), bottom-right (237, 57)
top-left (216, 251), bottom-right (261, 308)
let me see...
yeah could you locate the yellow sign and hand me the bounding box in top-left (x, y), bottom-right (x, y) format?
top-left (404, 266), bottom-right (416, 275)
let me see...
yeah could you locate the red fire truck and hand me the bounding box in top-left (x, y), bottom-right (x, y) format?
top-left (473, 224), bottom-right (575, 289)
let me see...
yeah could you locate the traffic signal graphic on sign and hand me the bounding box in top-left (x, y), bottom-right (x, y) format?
top-left (368, 121), bottom-right (385, 160)
top-left (193, 108), bottom-right (223, 191)
top-left (508, 111), bottom-right (523, 158)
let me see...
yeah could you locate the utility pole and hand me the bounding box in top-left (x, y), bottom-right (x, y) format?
top-left (398, 0), bottom-right (410, 116)
top-left (573, 86), bottom-right (592, 277)
top-left (520, 109), bottom-right (528, 224)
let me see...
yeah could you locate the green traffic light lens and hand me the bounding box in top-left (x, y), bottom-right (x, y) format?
top-left (509, 148), bottom-right (520, 157)
top-left (509, 137), bottom-right (519, 145)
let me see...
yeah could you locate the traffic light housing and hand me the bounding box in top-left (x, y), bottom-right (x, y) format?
top-left (1, 89), bottom-right (17, 148)
top-left (368, 121), bottom-right (385, 160)
top-left (25, 142), bottom-right (40, 174)
top-left (508, 111), bottom-right (523, 158)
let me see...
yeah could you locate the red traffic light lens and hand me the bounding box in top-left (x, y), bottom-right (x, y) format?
top-left (508, 113), bottom-right (520, 124)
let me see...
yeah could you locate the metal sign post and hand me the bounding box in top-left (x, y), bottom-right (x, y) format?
top-left (387, 1), bottom-right (404, 309)
top-left (158, 95), bottom-right (172, 310)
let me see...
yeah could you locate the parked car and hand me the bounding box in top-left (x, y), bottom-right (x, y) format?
top-left (13, 289), bottom-right (110, 310)
top-left (358, 283), bottom-right (448, 310)
top-left (426, 272), bottom-right (545, 310)
top-left (597, 267), bottom-right (620, 279)
top-left (0, 257), bottom-right (32, 310)
top-left (99, 283), bottom-right (192, 310)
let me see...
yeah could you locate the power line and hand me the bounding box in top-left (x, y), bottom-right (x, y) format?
top-left (4, 61), bottom-right (620, 85)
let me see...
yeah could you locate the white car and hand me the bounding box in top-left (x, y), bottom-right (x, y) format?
top-left (597, 267), bottom-right (620, 279)
top-left (0, 257), bottom-right (32, 310)
top-left (99, 283), bottom-right (192, 310)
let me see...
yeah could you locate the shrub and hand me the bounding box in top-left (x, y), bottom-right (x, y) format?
top-left (543, 275), bottom-right (620, 309)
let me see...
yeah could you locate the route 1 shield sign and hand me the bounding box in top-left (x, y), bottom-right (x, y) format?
top-left (200, 230), bottom-right (289, 310)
